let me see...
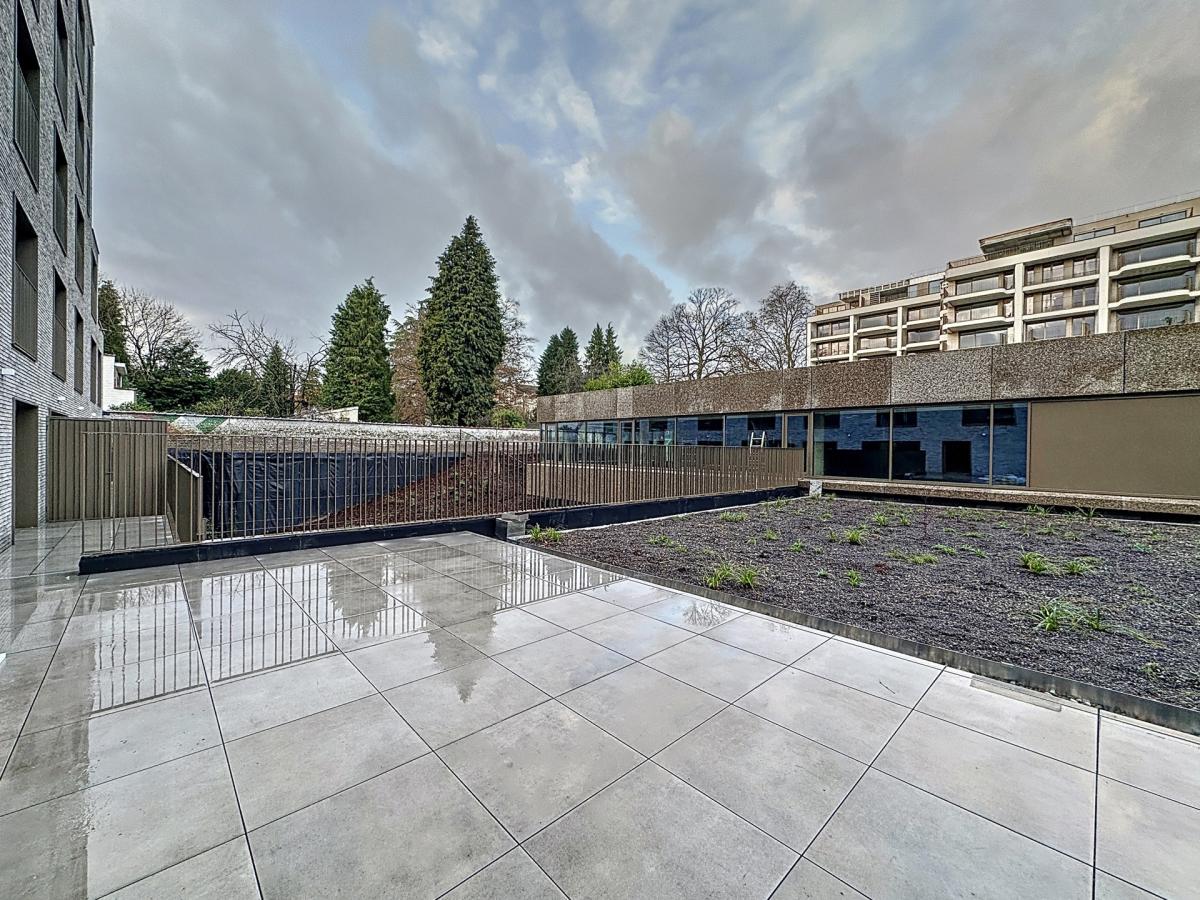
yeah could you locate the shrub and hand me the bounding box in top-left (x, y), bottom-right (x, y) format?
top-left (706, 562), bottom-right (735, 588)
top-left (529, 524), bottom-right (562, 545)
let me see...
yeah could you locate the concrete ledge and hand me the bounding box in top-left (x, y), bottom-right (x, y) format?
top-left (802, 478), bottom-right (1200, 520)
top-left (537, 545), bottom-right (1200, 736)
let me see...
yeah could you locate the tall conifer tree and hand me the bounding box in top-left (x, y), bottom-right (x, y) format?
top-left (261, 342), bottom-right (293, 418)
top-left (323, 277), bottom-right (394, 421)
top-left (418, 216), bottom-right (505, 425)
top-left (583, 324), bottom-right (608, 382)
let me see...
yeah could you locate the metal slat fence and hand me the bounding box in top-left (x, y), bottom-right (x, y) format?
top-left (62, 426), bottom-right (804, 556)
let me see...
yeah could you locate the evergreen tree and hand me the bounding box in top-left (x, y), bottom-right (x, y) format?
top-left (322, 277), bottom-right (394, 421)
top-left (583, 324), bottom-right (608, 382)
top-left (417, 216), bottom-right (505, 425)
top-left (536, 332), bottom-right (563, 395)
top-left (210, 368), bottom-right (261, 415)
top-left (261, 342), bottom-right (293, 418)
top-left (603, 324), bottom-right (622, 369)
top-left (97, 279), bottom-right (129, 365)
top-left (132, 339), bottom-right (211, 411)
top-left (555, 327), bottom-right (584, 393)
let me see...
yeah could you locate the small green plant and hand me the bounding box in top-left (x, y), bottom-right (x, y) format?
top-left (871, 512), bottom-right (890, 527)
top-left (846, 570), bottom-right (863, 587)
top-left (816, 569), bottom-right (830, 579)
top-left (932, 544), bottom-right (957, 556)
top-left (648, 534), bottom-right (672, 546)
top-left (788, 540), bottom-right (807, 553)
top-left (905, 552), bottom-right (939, 565)
top-left (1063, 558), bottom-right (1095, 576)
top-left (1019, 551), bottom-right (1057, 575)
top-left (1131, 542), bottom-right (1152, 554)
top-left (1139, 661), bottom-right (1163, 679)
top-left (1072, 506), bottom-right (1098, 522)
top-left (1035, 524), bottom-right (1059, 536)
top-left (826, 529), bottom-right (840, 543)
top-left (818, 511), bottom-right (833, 522)
top-left (884, 549), bottom-right (905, 561)
top-left (706, 562), bottom-right (735, 588)
top-left (843, 527), bottom-right (866, 545)
top-left (961, 530), bottom-right (984, 539)
top-left (763, 527), bottom-right (781, 542)
top-left (962, 546), bottom-right (988, 558)
top-left (529, 524), bottom-right (563, 545)
top-left (735, 566), bottom-right (761, 588)
top-left (760, 498), bottom-right (789, 511)
top-left (719, 510), bottom-right (748, 523)
top-left (1031, 599), bottom-right (1079, 632)
top-left (895, 511), bottom-right (912, 526)
top-left (1024, 504), bottom-right (1049, 517)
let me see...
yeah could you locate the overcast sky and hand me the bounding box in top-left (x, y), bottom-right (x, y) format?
top-left (93, 0), bottom-right (1200, 359)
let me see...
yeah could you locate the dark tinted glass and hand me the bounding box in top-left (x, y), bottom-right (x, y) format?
top-left (813, 410), bottom-right (889, 478)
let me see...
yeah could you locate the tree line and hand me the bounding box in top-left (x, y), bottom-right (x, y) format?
top-left (101, 216), bottom-right (536, 426)
top-left (534, 281), bottom-right (814, 395)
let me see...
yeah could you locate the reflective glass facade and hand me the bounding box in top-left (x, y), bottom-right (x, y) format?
top-left (542, 402), bottom-right (1029, 487)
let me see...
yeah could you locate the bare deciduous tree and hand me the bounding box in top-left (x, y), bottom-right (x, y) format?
top-left (389, 307), bottom-right (427, 424)
top-left (209, 310), bottom-right (295, 378)
top-left (121, 287), bottom-right (199, 376)
top-left (639, 287), bottom-right (748, 381)
top-left (741, 281), bottom-right (815, 370)
top-left (495, 296), bottom-right (536, 417)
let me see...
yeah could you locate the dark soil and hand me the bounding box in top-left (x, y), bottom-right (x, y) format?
top-left (560, 496), bottom-right (1200, 711)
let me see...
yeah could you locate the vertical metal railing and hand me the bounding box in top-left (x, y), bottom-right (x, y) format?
top-left (15, 71), bottom-right (39, 179)
top-left (63, 428), bottom-right (804, 555)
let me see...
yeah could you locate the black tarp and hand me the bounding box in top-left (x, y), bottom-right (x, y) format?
top-left (171, 449), bottom-right (459, 538)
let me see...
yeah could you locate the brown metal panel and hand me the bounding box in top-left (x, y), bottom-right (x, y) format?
top-left (1028, 395), bottom-right (1200, 499)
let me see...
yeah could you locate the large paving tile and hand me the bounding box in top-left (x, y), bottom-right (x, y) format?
top-left (704, 613), bottom-right (828, 664)
top-left (447, 608), bottom-right (565, 655)
top-left (200, 624), bottom-right (338, 681)
top-left (227, 693), bottom-right (426, 828)
top-left (526, 762), bottom-right (796, 899)
top-left (794, 639), bottom-right (941, 707)
top-left (575, 610), bottom-right (692, 659)
top-left (440, 702), bottom-right (642, 841)
top-left (875, 711), bottom-right (1095, 862)
top-left (657, 706), bottom-right (864, 851)
top-left (644, 634), bottom-right (783, 702)
top-left (917, 670), bottom-right (1097, 769)
top-left (443, 848), bottom-right (566, 900)
top-left (384, 658), bottom-right (549, 748)
top-left (1096, 775), bottom-right (1200, 899)
top-left (347, 628), bottom-right (484, 690)
top-left (1099, 716), bottom-right (1200, 808)
top-left (251, 754), bottom-right (513, 899)
top-left (0, 746), bottom-right (242, 899)
top-left (494, 632), bottom-right (631, 696)
top-left (448, 562), bottom-right (520, 590)
top-left (319, 542), bottom-right (390, 561)
top-left (0, 689), bottom-right (220, 815)
top-left (291, 584), bottom-right (402, 624)
top-left (523, 591), bottom-right (625, 630)
top-left (484, 576), bottom-right (573, 607)
top-left (737, 667), bottom-right (908, 763)
top-left (73, 583), bottom-right (183, 615)
top-left (24, 650), bottom-right (208, 733)
top-left (1093, 871), bottom-right (1161, 900)
top-left (0, 648), bottom-right (55, 741)
top-left (107, 837), bottom-right (259, 899)
top-left (807, 770), bottom-right (1091, 900)
top-left (560, 663), bottom-right (725, 755)
top-left (210, 653), bottom-right (374, 740)
top-left (638, 593), bottom-right (743, 632)
top-left (0, 591), bottom-right (79, 625)
top-left (581, 578), bottom-right (679, 610)
top-left (772, 858), bottom-right (868, 899)
top-left (56, 620), bottom-right (197, 666)
top-left (0, 615), bottom-right (68, 652)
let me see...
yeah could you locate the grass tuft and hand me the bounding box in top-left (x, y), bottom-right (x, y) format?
top-left (529, 524), bottom-right (563, 545)
top-left (718, 510), bottom-right (748, 523)
top-left (846, 569), bottom-right (863, 587)
top-left (1019, 551), bottom-right (1058, 575)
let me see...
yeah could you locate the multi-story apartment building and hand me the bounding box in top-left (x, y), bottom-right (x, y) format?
top-left (2, 0), bottom-right (102, 544)
top-left (809, 193), bottom-right (1200, 364)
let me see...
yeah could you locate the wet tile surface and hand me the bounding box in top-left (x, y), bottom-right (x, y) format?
top-left (0, 529), bottom-right (1193, 899)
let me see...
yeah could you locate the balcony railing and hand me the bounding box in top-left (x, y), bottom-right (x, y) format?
top-left (12, 262), bottom-right (38, 358)
top-left (814, 342), bottom-right (850, 358)
top-left (1027, 287), bottom-right (1096, 314)
top-left (1113, 302), bottom-right (1195, 332)
top-left (15, 72), bottom-right (39, 181)
top-left (1115, 239), bottom-right (1197, 269)
top-left (954, 301), bottom-right (1013, 323)
top-left (857, 313), bottom-right (897, 330)
top-left (813, 322), bottom-right (850, 338)
top-left (906, 328), bottom-right (939, 345)
top-left (948, 273), bottom-right (1014, 296)
top-left (1112, 272), bottom-right (1195, 301)
top-left (1025, 258), bottom-right (1098, 285)
top-left (858, 335), bottom-right (897, 350)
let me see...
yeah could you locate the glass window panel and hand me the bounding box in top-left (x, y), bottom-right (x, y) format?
top-left (559, 422), bottom-right (581, 443)
top-left (892, 404), bottom-right (990, 484)
top-left (723, 415), bottom-right (782, 447)
top-left (619, 421), bottom-right (634, 444)
top-left (676, 416), bottom-right (723, 445)
top-left (637, 418), bottom-right (675, 444)
top-left (785, 414), bottom-right (808, 468)
top-left (959, 329), bottom-right (1007, 349)
top-left (812, 409), bottom-right (889, 478)
top-left (991, 402), bottom-right (1028, 485)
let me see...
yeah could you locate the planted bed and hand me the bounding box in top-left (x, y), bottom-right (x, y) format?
top-left (555, 495), bottom-right (1200, 711)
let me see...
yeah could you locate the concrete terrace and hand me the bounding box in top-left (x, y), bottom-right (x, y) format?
top-left (0, 531), bottom-right (1197, 899)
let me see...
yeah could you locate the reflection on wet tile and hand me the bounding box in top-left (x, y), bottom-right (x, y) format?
top-left (639, 594), bottom-right (743, 633)
top-left (26, 650), bottom-right (208, 731)
top-left (201, 625), bottom-right (338, 682)
top-left (295, 588), bottom-right (402, 625)
top-left (74, 582), bottom-right (186, 615)
top-left (55, 620), bottom-right (197, 667)
top-left (448, 608), bottom-right (565, 656)
top-left (192, 603), bottom-right (312, 646)
top-left (347, 629), bottom-right (484, 691)
top-left (320, 605), bottom-right (433, 651)
top-left (483, 576), bottom-right (571, 608)
top-left (0, 615), bottom-right (68, 653)
top-left (391, 581), bottom-right (503, 627)
top-left (320, 542), bottom-right (391, 561)
top-left (0, 648), bottom-right (56, 741)
top-left (338, 554), bottom-right (436, 586)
